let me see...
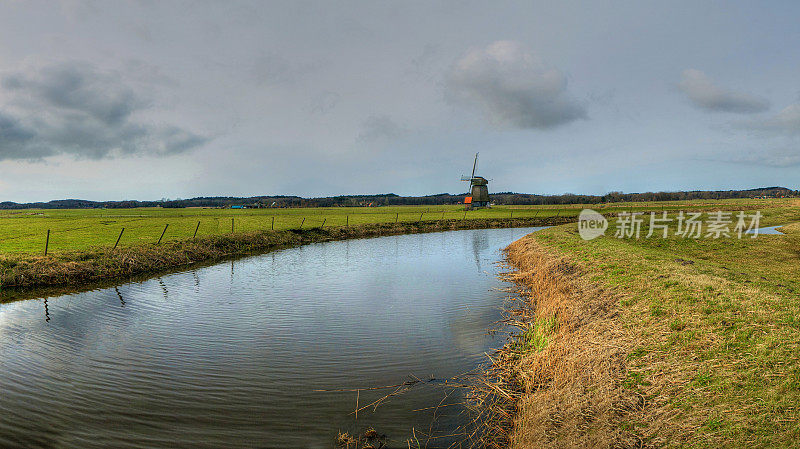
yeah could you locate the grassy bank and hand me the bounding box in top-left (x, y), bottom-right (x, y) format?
top-left (0, 216), bottom-right (573, 294)
top-left (489, 201), bottom-right (800, 447)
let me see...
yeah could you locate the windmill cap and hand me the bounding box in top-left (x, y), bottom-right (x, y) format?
top-left (471, 176), bottom-right (488, 185)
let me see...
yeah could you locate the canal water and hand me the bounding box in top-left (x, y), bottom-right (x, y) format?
top-left (0, 227), bottom-right (543, 449)
top-left (746, 225), bottom-right (784, 235)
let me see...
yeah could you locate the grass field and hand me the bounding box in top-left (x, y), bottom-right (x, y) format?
top-left (0, 199), bottom-right (788, 255)
top-left (0, 205), bottom-right (556, 254)
top-left (497, 198), bottom-right (800, 447)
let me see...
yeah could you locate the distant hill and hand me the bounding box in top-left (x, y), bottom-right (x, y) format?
top-left (0, 187), bottom-right (796, 209)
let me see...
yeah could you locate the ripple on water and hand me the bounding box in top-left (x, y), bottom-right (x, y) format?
top-left (0, 227), bottom-right (545, 448)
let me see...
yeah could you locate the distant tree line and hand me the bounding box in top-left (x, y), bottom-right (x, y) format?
top-left (490, 186), bottom-right (798, 205)
top-left (1, 187), bottom-right (795, 210)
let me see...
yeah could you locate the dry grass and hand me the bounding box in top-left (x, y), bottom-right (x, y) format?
top-left (337, 427), bottom-right (390, 449)
top-left (475, 236), bottom-right (645, 449)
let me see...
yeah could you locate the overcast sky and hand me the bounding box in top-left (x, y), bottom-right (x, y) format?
top-left (1, 0), bottom-right (800, 202)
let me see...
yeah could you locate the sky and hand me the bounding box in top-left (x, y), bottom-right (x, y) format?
top-left (1, 0), bottom-right (800, 202)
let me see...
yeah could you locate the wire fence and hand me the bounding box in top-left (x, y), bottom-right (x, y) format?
top-left (0, 207), bottom-right (586, 256)
top-left (3, 200), bottom-right (751, 255)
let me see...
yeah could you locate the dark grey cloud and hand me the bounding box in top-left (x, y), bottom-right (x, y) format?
top-left (678, 69), bottom-right (769, 113)
top-left (0, 112), bottom-right (38, 159)
top-left (0, 61), bottom-right (207, 161)
top-left (446, 41), bottom-right (586, 129)
top-left (2, 62), bottom-right (145, 125)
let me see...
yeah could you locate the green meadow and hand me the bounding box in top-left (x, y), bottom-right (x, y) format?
top-left (0, 199), bottom-right (792, 255)
top-left (0, 204), bottom-right (574, 255)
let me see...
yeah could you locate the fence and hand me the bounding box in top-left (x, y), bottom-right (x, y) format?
top-left (0, 207), bottom-right (586, 256)
top-left (2, 201), bottom-right (755, 256)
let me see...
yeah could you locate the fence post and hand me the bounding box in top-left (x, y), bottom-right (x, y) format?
top-left (441, 211), bottom-right (445, 220)
top-left (510, 210), bottom-right (513, 219)
top-left (158, 224), bottom-right (169, 244)
top-left (534, 209), bottom-right (539, 218)
top-left (300, 217), bottom-right (305, 229)
top-left (231, 218), bottom-right (234, 234)
top-left (346, 215), bottom-right (349, 227)
top-left (395, 213), bottom-right (398, 223)
top-left (321, 218), bottom-right (326, 228)
top-left (193, 221), bottom-right (200, 238)
top-left (555, 209), bottom-right (560, 218)
top-left (463, 210), bottom-right (467, 220)
top-left (271, 216), bottom-right (275, 230)
top-left (44, 229), bottom-right (50, 256)
top-left (419, 212), bottom-right (423, 222)
top-left (114, 228), bottom-right (125, 249)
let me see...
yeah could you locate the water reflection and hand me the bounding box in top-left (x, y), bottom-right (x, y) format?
top-left (115, 286), bottom-right (125, 307)
top-left (0, 227), bottom-right (543, 448)
top-left (471, 229), bottom-right (490, 271)
top-left (157, 277), bottom-right (168, 300)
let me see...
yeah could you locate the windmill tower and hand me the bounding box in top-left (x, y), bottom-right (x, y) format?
top-left (461, 153), bottom-right (490, 210)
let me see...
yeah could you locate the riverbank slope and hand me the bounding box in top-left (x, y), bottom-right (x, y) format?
top-left (493, 204), bottom-right (800, 447)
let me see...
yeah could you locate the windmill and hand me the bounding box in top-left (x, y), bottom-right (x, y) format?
top-left (460, 153), bottom-right (490, 210)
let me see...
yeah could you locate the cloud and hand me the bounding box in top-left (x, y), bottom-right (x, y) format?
top-left (737, 150), bottom-right (800, 167)
top-left (0, 61), bottom-right (207, 161)
top-left (738, 103), bottom-right (800, 135)
top-left (250, 54), bottom-right (322, 86)
top-left (308, 91), bottom-right (341, 114)
top-left (678, 69), bottom-right (769, 113)
top-left (705, 147), bottom-right (800, 167)
top-left (712, 103), bottom-right (800, 167)
top-left (0, 112), bottom-right (39, 159)
top-left (356, 115), bottom-right (408, 143)
top-left (446, 41), bottom-right (586, 129)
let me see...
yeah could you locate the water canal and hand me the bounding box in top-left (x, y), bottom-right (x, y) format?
top-left (0, 227), bottom-right (544, 448)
